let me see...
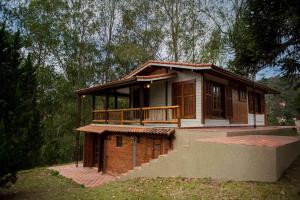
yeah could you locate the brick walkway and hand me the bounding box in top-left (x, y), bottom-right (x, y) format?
top-left (49, 163), bottom-right (116, 188)
top-left (198, 135), bottom-right (300, 148)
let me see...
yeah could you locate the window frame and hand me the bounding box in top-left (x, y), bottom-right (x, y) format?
top-left (238, 89), bottom-right (247, 102)
top-left (211, 83), bottom-right (222, 113)
top-left (116, 136), bottom-right (123, 147)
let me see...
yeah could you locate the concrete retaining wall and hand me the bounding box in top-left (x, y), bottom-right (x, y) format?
top-left (120, 128), bottom-right (300, 182)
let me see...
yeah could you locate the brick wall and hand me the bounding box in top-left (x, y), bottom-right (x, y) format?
top-left (104, 134), bottom-right (172, 175)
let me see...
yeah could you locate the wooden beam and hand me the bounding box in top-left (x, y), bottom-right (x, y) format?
top-left (139, 84), bottom-right (144, 125)
top-left (105, 92), bottom-right (109, 123)
top-left (202, 76), bottom-right (205, 125)
top-left (76, 94), bottom-right (82, 168)
top-left (92, 94), bottom-right (95, 120)
top-left (165, 81), bottom-right (168, 120)
top-left (129, 86), bottom-right (132, 108)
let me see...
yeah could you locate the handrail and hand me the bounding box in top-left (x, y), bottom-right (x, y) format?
top-left (92, 105), bottom-right (181, 127)
top-left (93, 108), bottom-right (140, 112)
top-left (142, 105), bottom-right (179, 110)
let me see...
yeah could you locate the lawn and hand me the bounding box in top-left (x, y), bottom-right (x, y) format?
top-left (1, 157), bottom-right (300, 200)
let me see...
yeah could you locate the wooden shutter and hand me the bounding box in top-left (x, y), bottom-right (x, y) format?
top-left (183, 80), bottom-right (196, 118)
top-left (205, 80), bottom-right (213, 118)
top-left (172, 80), bottom-right (195, 119)
top-left (225, 85), bottom-right (233, 119)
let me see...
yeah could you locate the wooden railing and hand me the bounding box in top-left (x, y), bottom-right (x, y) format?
top-left (92, 105), bottom-right (181, 127)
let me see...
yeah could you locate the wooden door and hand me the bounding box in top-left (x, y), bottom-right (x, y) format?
top-left (93, 135), bottom-right (100, 167)
top-left (83, 134), bottom-right (95, 167)
top-left (172, 80), bottom-right (196, 119)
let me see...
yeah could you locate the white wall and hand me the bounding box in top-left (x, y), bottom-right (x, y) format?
top-left (147, 70), bottom-right (203, 127)
top-left (149, 81), bottom-right (166, 107)
top-left (248, 114), bottom-right (265, 126)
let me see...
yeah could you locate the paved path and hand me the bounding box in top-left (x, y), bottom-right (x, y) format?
top-left (49, 163), bottom-right (116, 188)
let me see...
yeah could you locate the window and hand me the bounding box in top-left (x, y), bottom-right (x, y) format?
top-left (248, 92), bottom-right (262, 114)
top-left (212, 84), bottom-right (222, 111)
top-left (116, 136), bottom-right (123, 147)
top-left (136, 136), bottom-right (140, 143)
top-left (239, 89), bottom-right (247, 101)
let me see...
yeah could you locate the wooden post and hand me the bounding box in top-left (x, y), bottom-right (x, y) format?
top-left (139, 84), bottom-right (144, 125)
top-left (92, 94), bottom-right (95, 120)
top-left (165, 81), bottom-right (168, 120)
top-left (129, 86), bottom-right (132, 108)
top-left (105, 92), bottom-right (109, 123)
top-left (76, 94), bottom-right (82, 167)
top-left (97, 135), bottom-right (101, 172)
top-left (177, 106), bottom-right (181, 128)
top-left (120, 110), bottom-right (124, 125)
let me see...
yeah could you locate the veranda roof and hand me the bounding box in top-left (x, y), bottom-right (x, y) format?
top-left (76, 124), bottom-right (175, 136)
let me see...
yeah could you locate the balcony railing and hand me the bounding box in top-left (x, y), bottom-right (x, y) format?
top-left (92, 105), bottom-right (181, 127)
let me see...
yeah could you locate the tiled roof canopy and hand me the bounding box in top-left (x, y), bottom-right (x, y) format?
top-left (76, 124), bottom-right (175, 136)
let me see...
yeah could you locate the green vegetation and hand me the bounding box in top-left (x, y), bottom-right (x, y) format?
top-left (1, 157), bottom-right (300, 200)
top-left (259, 77), bottom-right (298, 126)
top-left (0, 26), bottom-right (42, 187)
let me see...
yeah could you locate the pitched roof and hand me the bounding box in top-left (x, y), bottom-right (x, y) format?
top-left (75, 60), bottom-right (279, 95)
top-left (76, 124), bottom-right (175, 136)
top-left (123, 60), bottom-right (214, 79)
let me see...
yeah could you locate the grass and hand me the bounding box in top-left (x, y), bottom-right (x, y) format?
top-left (1, 156), bottom-right (300, 200)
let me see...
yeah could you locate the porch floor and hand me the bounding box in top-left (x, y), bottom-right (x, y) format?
top-left (48, 163), bottom-right (116, 188)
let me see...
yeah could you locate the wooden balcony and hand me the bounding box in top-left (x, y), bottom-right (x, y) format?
top-left (92, 105), bottom-right (181, 127)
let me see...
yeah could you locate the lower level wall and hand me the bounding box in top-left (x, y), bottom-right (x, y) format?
top-left (87, 134), bottom-right (173, 176)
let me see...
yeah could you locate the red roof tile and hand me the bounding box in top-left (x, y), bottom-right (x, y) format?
top-left (76, 124), bottom-right (175, 136)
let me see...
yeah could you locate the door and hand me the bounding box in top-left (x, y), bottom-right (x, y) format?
top-left (172, 80), bottom-right (196, 118)
top-left (93, 135), bottom-right (100, 167)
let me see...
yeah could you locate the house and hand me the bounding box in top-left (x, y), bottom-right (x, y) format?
top-left (75, 60), bottom-right (279, 176)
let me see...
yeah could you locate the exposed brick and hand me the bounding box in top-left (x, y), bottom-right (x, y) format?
top-left (93, 134), bottom-right (173, 175)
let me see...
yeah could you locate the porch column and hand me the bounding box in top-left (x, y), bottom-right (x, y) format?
top-left (129, 86), bottom-right (132, 108)
top-left (76, 94), bottom-right (82, 168)
top-left (92, 94), bottom-right (95, 120)
top-left (139, 84), bottom-right (144, 125)
top-left (105, 92), bottom-right (109, 123)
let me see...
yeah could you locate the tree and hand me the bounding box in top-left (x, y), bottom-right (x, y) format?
top-left (0, 26), bottom-right (42, 187)
top-left (259, 76), bottom-right (298, 125)
top-left (228, 0), bottom-right (300, 82)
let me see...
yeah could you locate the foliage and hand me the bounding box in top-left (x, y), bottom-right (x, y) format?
top-left (0, 26), bottom-right (42, 187)
top-left (228, 0), bottom-right (300, 81)
top-left (295, 89), bottom-right (300, 116)
top-left (259, 76), bottom-right (298, 125)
